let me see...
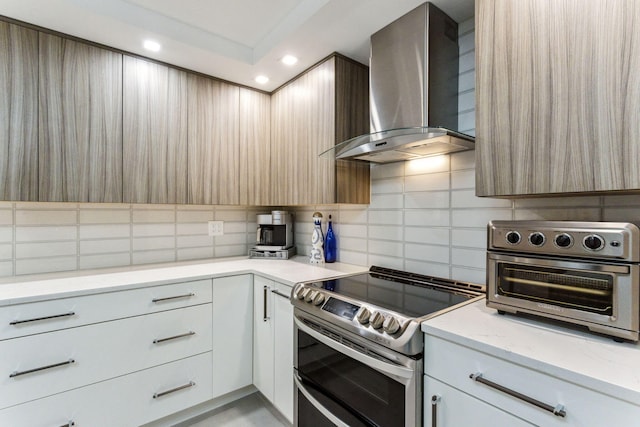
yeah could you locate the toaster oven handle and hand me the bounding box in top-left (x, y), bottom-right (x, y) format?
top-left (470, 372), bottom-right (566, 417)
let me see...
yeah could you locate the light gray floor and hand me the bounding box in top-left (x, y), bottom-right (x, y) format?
top-left (184, 393), bottom-right (290, 427)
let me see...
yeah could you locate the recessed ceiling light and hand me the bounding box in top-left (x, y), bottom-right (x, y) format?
top-left (143, 40), bottom-right (161, 52)
top-left (281, 55), bottom-right (298, 66)
top-left (255, 75), bottom-right (269, 84)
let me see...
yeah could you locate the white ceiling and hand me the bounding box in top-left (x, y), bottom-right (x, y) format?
top-left (0, 0), bottom-right (474, 91)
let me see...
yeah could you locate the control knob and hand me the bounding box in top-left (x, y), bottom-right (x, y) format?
top-left (505, 231), bottom-right (521, 245)
top-left (295, 286), bottom-right (306, 300)
top-left (382, 316), bottom-right (401, 334)
top-left (357, 308), bottom-right (371, 324)
top-left (583, 234), bottom-right (605, 251)
top-left (312, 292), bottom-right (325, 306)
top-left (529, 232), bottom-right (545, 246)
top-left (305, 290), bottom-right (318, 303)
top-left (554, 233), bottom-right (573, 248)
top-left (370, 311), bottom-right (385, 330)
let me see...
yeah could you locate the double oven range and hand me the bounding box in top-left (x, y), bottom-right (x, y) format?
top-left (291, 266), bottom-right (485, 427)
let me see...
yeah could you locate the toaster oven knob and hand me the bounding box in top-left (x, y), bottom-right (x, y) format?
top-left (312, 292), bottom-right (325, 306)
top-left (370, 312), bottom-right (385, 329)
top-left (529, 232), bottom-right (545, 246)
top-left (506, 231), bottom-right (521, 245)
top-left (583, 234), bottom-right (605, 251)
top-left (383, 316), bottom-right (401, 334)
top-left (555, 233), bottom-right (573, 248)
top-left (357, 308), bottom-right (371, 324)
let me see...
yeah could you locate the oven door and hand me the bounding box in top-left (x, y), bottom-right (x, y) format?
top-left (487, 252), bottom-right (639, 339)
top-left (293, 310), bottom-right (420, 427)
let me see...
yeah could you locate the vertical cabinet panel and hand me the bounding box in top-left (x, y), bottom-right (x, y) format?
top-left (239, 88), bottom-right (271, 205)
top-left (123, 56), bottom-right (188, 204)
top-left (187, 75), bottom-right (240, 205)
top-left (476, 0), bottom-right (640, 197)
top-left (38, 33), bottom-right (123, 202)
top-left (0, 22), bottom-right (38, 201)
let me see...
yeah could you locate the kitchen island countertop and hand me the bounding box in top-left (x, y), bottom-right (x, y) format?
top-left (0, 256), bottom-right (368, 306)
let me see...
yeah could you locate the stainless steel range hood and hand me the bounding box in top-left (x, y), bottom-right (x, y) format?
top-left (323, 2), bottom-right (474, 164)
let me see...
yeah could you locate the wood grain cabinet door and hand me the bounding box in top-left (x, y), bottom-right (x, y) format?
top-left (187, 75), bottom-right (240, 205)
top-left (0, 22), bottom-right (38, 201)
top-left (476, 0), bottom-right (640, 197)
top-left (239, 88), bottom-right (271, 205)
top-left (38, 33), bottom-right (123, 202)
top-left (123, 56), bottom-right (188, 204)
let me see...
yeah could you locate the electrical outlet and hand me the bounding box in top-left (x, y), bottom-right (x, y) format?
top-left (208, 221), bottom-right (224, 236)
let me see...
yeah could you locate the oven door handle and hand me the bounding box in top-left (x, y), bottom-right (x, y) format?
top-left (294, 316), bottom-right (414, 381)
top-left (294, 375), bottom-right (353, 427)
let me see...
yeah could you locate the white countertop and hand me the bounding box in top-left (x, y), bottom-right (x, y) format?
top-left (422, 300), bottom-right (640, 405)
top-left (0, 256), bottom-right (368, 306)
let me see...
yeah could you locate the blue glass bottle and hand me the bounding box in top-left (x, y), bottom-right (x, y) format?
top-left (325, 215), bottom-right (337, 263)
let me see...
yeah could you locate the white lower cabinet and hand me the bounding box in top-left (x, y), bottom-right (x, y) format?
top-left (0, 351), bottom-right (213, 427)
top-left (424, 334), bottom-right (640, 426)
top-left (212, 274), bottom-right (253, 397)
top-left (253, 275), bottom-right (294, 423)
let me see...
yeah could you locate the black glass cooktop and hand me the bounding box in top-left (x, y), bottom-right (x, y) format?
top-left (308, 266), bottom-right (485, 318)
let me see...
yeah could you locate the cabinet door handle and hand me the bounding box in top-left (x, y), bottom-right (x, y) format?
top-left (470, 372), bottom-right (566, 417)
top-left (271, 289), bottom-right (290, 299)
top-left (152, 293), bottom-right (195, 303)
top-left (10, 311), bottom-right (75, 325)
top-left (59, 422), bottom-right (75, 427)
top-left (263, 285), bottom-right (270, 321)
top-left (430, 395), bottom-right (441, 427)
top-left (10, 358), bottom-right (75, 378)
top-left (153, 381), bottom-right (195, 399)
top-left (153, 331), bottom-right (196, 344)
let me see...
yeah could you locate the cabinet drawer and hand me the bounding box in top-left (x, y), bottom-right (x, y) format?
top-left (0, 303), bottom-right (212, 409)
top-left (0, 352), bottom-right (213, 427)
top-left (0, 279), bottom-right (212, 340)
top-left (424, 335), bottom-right (640, 426)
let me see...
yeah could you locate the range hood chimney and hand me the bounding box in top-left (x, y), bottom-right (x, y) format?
top-left (323, 2), bottom-right (474, 163)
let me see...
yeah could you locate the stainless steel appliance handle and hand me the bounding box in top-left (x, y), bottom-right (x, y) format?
top-left (271, 289), bottom-right (290, 299)
top-left (294, 316), bottom-right (414, 380)
top-left (10, 358), bottom-right (75, 378)
top-left (294, 375), bottom-right (350, 427)
top-left (10, 311), bottom-right (75, 325)
top-left (152, 293), bottom-right (195, 303)
top-left (431, 395), bottom-right (441, 427)
top-left (488, 252), bottom-right (630, 274)
top-left (152, 331), bottom-right (195, 344)
top-left (153, 381), bottom-right (195, 399)
top-left (470, 373), bottom-right (566, 417)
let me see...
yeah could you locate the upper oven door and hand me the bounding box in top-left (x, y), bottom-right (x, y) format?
top-left (294, 311), bottom-right (419, 427)
top-left (487, 252), bottom-right (639, 331)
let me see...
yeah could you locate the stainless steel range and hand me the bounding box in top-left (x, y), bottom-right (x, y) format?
top-left (291, 266), bottom-right (485, 427)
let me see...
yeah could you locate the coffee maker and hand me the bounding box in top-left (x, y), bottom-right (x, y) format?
top-left (249, 211), bottom-right (296, 259)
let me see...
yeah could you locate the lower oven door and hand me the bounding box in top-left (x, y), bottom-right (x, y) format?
top-left (487, 252), bottom-right (639, 339)
top-left (293, 310), bottom-right (420, 427)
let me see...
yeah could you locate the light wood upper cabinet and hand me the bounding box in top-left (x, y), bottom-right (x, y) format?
top-left (0, 22), bottom-right (38, 201)
top-left (187, 75), bottom-right (240, 205)
top-left (239, 88), bottom-right (271, 205)
top-left (38, 33), bottom-right (123, 202)
top-left (271, 55), bottom-right (370, 205)
top-left (123, 56), bottom-right (188, 204)
top-left (476, 0), bottom-right (640, 197)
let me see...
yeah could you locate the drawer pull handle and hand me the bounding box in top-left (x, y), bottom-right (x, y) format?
top-left (10, 358), bottom-right (75, 378)
top-left (10, 311), bottom-right (75, 325)
top-left (153, 331), bottom-right (196, 344)
top-left (271, 289), bottom-right (290, 299)
top-left (431, 395), bottom-right (441, 427)
top-left (152, 293), bottom-right (195, 303)
top-left (59, 422), bottom-right (75, 427)
top-left (153, 381), bottom-right (195, 399)
top-left (470, 372), bottom-right (566, 418)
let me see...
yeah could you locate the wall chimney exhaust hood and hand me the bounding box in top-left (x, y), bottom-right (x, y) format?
top-left (322, 2), bottom-right (474, 164)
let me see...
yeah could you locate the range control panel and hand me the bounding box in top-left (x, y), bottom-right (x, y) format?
top-left (488, 220), bottom-right (640, 261)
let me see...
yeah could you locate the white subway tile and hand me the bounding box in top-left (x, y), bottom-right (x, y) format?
top-left (133, 236), bottom-right (175, 251)
top-left (80, 209), bottom-right (130, 224)
top-left (459, 31), bottom-right (475, 54)
top-left (16, 241), bottom-right (77, 259)
top-left (404, 227), bottom-right (450, 245)
top-left (404, 243), bottom-right (449, 263)
top-left (177, 223), bottom-right (208, 235)
top-left (603, 207), bottom-right (640, 222)
top-left (404, 191), bottom-right (449, 209)
top-left (405, 172), bottom-right (450, 192)
top-left (368, 254), bottom-right (404, 270)
top-left (452, 190), bottom-right (512, 208)
top-left (215, 245), bottom-right (247, 257)
top-left (16, 256), bottom-right (77, 275)
top-left (514, 196), bottom-right (601, 208)
top-left (405, 210), bottom-right (450, 227)
top-left (0, 202), bottom-right (12, 208)
top-left (371, 162), bottom-right (403, 179)
top-left (369, 240), bottom-right (403, 257)
top-left (452, 248), bottom-right (486, 269)
top-left (339, 224), bottom-right (367, 238)
top-left (339, 209), bottom-right (368, 224)
top-left (371, 178), bottom-right (404, 194)
top-left (132, 250), bottom-right (176, 265)
top-left (15, 202), bottom-right (77, 210)
top-left (452, 229), bottom-right (487, 249)
top-left (177, 235), bottom-right (214, 248)
top-left (16, 226), bottom-right (77, 242)
top-left (0, 243), bottom-right (12, 260)
top-left (458, 91), bottom-right (475, 112)
top-left (458, 18), bottom-right (475, 35)
top-left (131, 203), bottom-right (175, 210)
top-left (80, 253), bottom-right (131, 270)
top-left (0, 227), bottom-right (12, 243)
top-left (78, 202), bottom-right (129, 210)
top-left (368, 210), bottom-right (403, 225)
top-left (338, 250), bottom-right (367, 266)
top-left (215, 233), bottom-right (246, 245)
top-left (0, 210), bottom-right (12, 225)
top-left (16, 209), bottom-right (77, 225)
top-left (405, 260), bottom-right (449, 278)
top-left (450, 150), bottom-right (475, 171)
top-left (451, 170), bottom-right (475, 189)
top-left (178, 247), bottom-right (214, 261)
top-left (338, 237), bottom-right (367, 252)
top-left (80, 224), bottom-right (130, 240)
top-left (514, 208), bottom-right (601, 221)
top-left (368, 225), bottom-right (403, 241)
top-left (405, 156), bottom-right (450, 176)
top-left (459, 51), bottom-right (475, 74)
top-left (177, 210), bottom-right (214, 222)
top-left (458, 70), bottom-right (475, 93)
top-left (603, 195), bottom-right (640, 207)
top-left (80, 239), bottom-right (131, 255)
top-left (451, 267), bottom-right (486, 285)
top-left (223, 222), bottom-right (247, 233)
top-left (133, 223), bottom-right (175, 237)
top-left (370, 194), bottom-right (403, 209)
top-left (215, 209), bottom-right (248, 221)
top-left (0, 261), bottom-right (12, 277)
top-left (133, 209), bottom-right (175, 223)
top-left (458, 111), bottom-right (475, 133)
top-left (452, 208), bottom-right (511, 227)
